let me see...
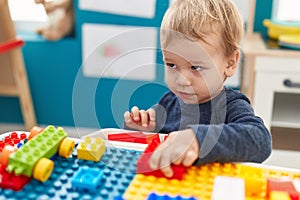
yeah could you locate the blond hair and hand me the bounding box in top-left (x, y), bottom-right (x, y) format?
top-left (161, 0), bottom-right (244, 57)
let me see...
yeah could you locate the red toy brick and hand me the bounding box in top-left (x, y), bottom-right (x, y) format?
top-left (108, 132), bottom-right (159, 144)
top-left (136, 137), bottom-right (186, 180)
top-left (0, 165), bottom-right (31, 191)
top-left (267, 178), bottom-right (299, 200)
top-left (0, 132), bottom-right (28, 152)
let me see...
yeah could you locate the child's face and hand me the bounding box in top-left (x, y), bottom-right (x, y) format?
top-left (162, 32), bottom-right (231, 104)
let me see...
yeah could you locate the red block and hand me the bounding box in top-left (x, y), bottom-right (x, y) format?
top-left (136, 137), bottom-right (186, 180)
top-left (267, 178), bottom-right (299, 200)
top-left (0, 165), bottom-right (31, 191)
top-left (108, 132), bottom-right (159, 144)
top-left (0, 132), bottom-right (28, 152)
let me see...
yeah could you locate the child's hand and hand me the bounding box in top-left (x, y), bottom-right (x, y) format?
top-left (149, 129), bottom-right (199, 177)
top-left (124, 106), bottom-right (156, 132)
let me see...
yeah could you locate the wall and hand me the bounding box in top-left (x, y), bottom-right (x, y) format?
top-left (0, 0), bottom-right (273, 129)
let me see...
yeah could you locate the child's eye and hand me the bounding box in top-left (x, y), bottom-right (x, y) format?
top-left (166, 63), bottom-right (177, 69)
top-left (191, 66), bottom-right (203, 71)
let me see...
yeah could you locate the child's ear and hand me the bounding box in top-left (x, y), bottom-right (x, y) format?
top-left (224, 50), bottom-right (240, 77)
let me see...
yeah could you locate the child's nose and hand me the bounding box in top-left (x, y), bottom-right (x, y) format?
top-left (176, 72), bottom-right (192, 86)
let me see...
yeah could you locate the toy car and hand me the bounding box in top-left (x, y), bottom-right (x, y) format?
top-left (3, 125), bottom-right (75, 182)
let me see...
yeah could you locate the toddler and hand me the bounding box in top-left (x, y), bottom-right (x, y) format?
top-left (124, 0), bottom-right (272, 177)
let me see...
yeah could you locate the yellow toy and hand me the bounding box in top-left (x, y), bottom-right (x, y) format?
top-left (35, 0), bottom-right (74, 41)
top-left (263, 19), bottom-right (300, 40)
top-left (124, 162), bottom-right (300, 200)
top-left (77, 136), bottom-right (106, 162)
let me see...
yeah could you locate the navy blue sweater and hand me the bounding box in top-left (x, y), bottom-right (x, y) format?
top-left (152, 87), bottom-right (272, 165)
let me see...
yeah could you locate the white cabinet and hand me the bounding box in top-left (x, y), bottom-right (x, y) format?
top-left (242, 34), bottom-right (300, 131)
top-left (253, 56), bottom-right (300, 129)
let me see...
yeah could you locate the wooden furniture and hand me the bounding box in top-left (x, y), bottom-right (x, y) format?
top-left (241, 0), bottom-right (300, 130)
top-left (0, 0), bottom-right (36, 130)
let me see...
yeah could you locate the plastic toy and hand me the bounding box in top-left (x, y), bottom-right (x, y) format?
top-left (77, 136), bottom-right (106, 162)
top-left (211, 176), bottom-right (245, 200)
top-left (0, 132), bottom-right (31, 191)
top-left (269, 191), bottom-right (292, 200)
top-left (34, 0), bottom-right (74, 41)
top-left (267, 178), bottom-right (299, 200)
top-left (237, 165), bottom-right (266, 196)
top-left (71, 167), bottom-right (103, 192)
top-left (2, 129), bottom-right (300, 199)
top-left (0, 144), bottom-right (141, 199)
top-left (147, 193), bottom-right (198, 200)
top-left (279, 34), bottom-right (300, 50)
top-left (0, 131), bottom-right (27, 152)
top-left (108, 132), bottom-right (160, 144)
top-left (263, 19), bottom-right (300, 40)
top-left (6, 125), bottom-right (75, 182)
top-left (124, 162), bottom-right (300, 200)
top-left (136, 137), bottom-right (186, 180)
top-left (0, 165), bottom-right (31, 191)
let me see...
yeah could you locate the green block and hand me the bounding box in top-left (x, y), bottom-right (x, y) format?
top-left (8, 125), bottom-right (67, 177)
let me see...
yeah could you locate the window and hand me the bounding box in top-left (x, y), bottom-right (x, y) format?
top-left (272, 0), bottom-right (300, 22)
top-left (8, 0), bottom-right (48, 33)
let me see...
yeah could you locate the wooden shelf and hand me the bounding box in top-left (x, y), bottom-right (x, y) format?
top-left (242, 34), bottom-right (300, 57)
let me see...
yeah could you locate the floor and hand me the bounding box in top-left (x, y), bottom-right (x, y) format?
top-left (1, 123), bottom-right (300, 170)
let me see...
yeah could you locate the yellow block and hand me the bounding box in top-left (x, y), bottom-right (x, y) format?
top-left (237, 165), bottom-right (266, 197)
top-left (270, 191), bottom-right (291, 200)
top-left (77, 137), bottom-right (106, 161)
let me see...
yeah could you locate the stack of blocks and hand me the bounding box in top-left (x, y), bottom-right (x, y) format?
top-left (77, 136), bottom-right (106, 162)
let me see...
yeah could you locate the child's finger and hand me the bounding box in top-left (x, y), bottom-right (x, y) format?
top-left (160, 165), bottom-right (173, 178)
top-left (139, 110), bottom-right (149, 127)
top-left (182, 150), bottom-right (197, 166)
top-left (147, 108), bottom-right (156, 121)
top-left (173, 154), bottom-right (184, 165)
top-left (131, 106), bottom-right (140, 121)
top-left (124, 111), bottom-right (132, 123)
top-left (159, 153), bottom-right (174, 177)
top-left (149, 147), bottom-right (162, 170)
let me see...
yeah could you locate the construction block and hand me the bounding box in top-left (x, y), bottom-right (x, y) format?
top-left (211, 176), bottom-right (245, 200)
top-left (125, 163), bottom-right (248, 200)
top-left (7, 125), bottom-right (67, 177)
top-left (108, 132), bottom-right (160, 144)
top-left (0, 131), bottom-right (27, 152)
top-left (270, 191), bottom-right (292, 200)
top-left (0, 165), bottom-right (31, 191)
top-left (77, 136), bottom-right (106, 161)
top-left (136, 137), bottom-right (186, 180)
top-left (71, 167), bottom-right (103, 192)
top-left (147, 193), bottom-right (198, 200)
top-left (267, 178), bottom-right (299, 200)
top-left (0, 144), bottom-right (141, 199)
top-left (237, 165), bottom-right (266, 196)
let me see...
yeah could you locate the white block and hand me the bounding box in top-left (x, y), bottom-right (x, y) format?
top-left (212, 176), bottom-right (245, 200)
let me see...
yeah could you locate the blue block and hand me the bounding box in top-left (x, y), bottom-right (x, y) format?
top-left (0, 146), bottom-right (142, 199)
top-left (147, 193), bottom-right (198, 200)
top-left (71, 167), bottom-right (103, 192)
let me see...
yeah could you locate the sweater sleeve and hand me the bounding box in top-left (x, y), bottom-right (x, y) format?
top-left (188, 99), bottom-right (272, 166)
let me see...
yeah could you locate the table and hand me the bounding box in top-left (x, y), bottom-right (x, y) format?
top-left (1, 128), bottom-right (300, 200)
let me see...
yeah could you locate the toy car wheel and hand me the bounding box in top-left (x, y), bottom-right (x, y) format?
top-left (28, 126), bottom-right (43, 140)
top-left (59, 138), bottom-right (75, 158)
top-left (33, 157), bottom-right (54, 182)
